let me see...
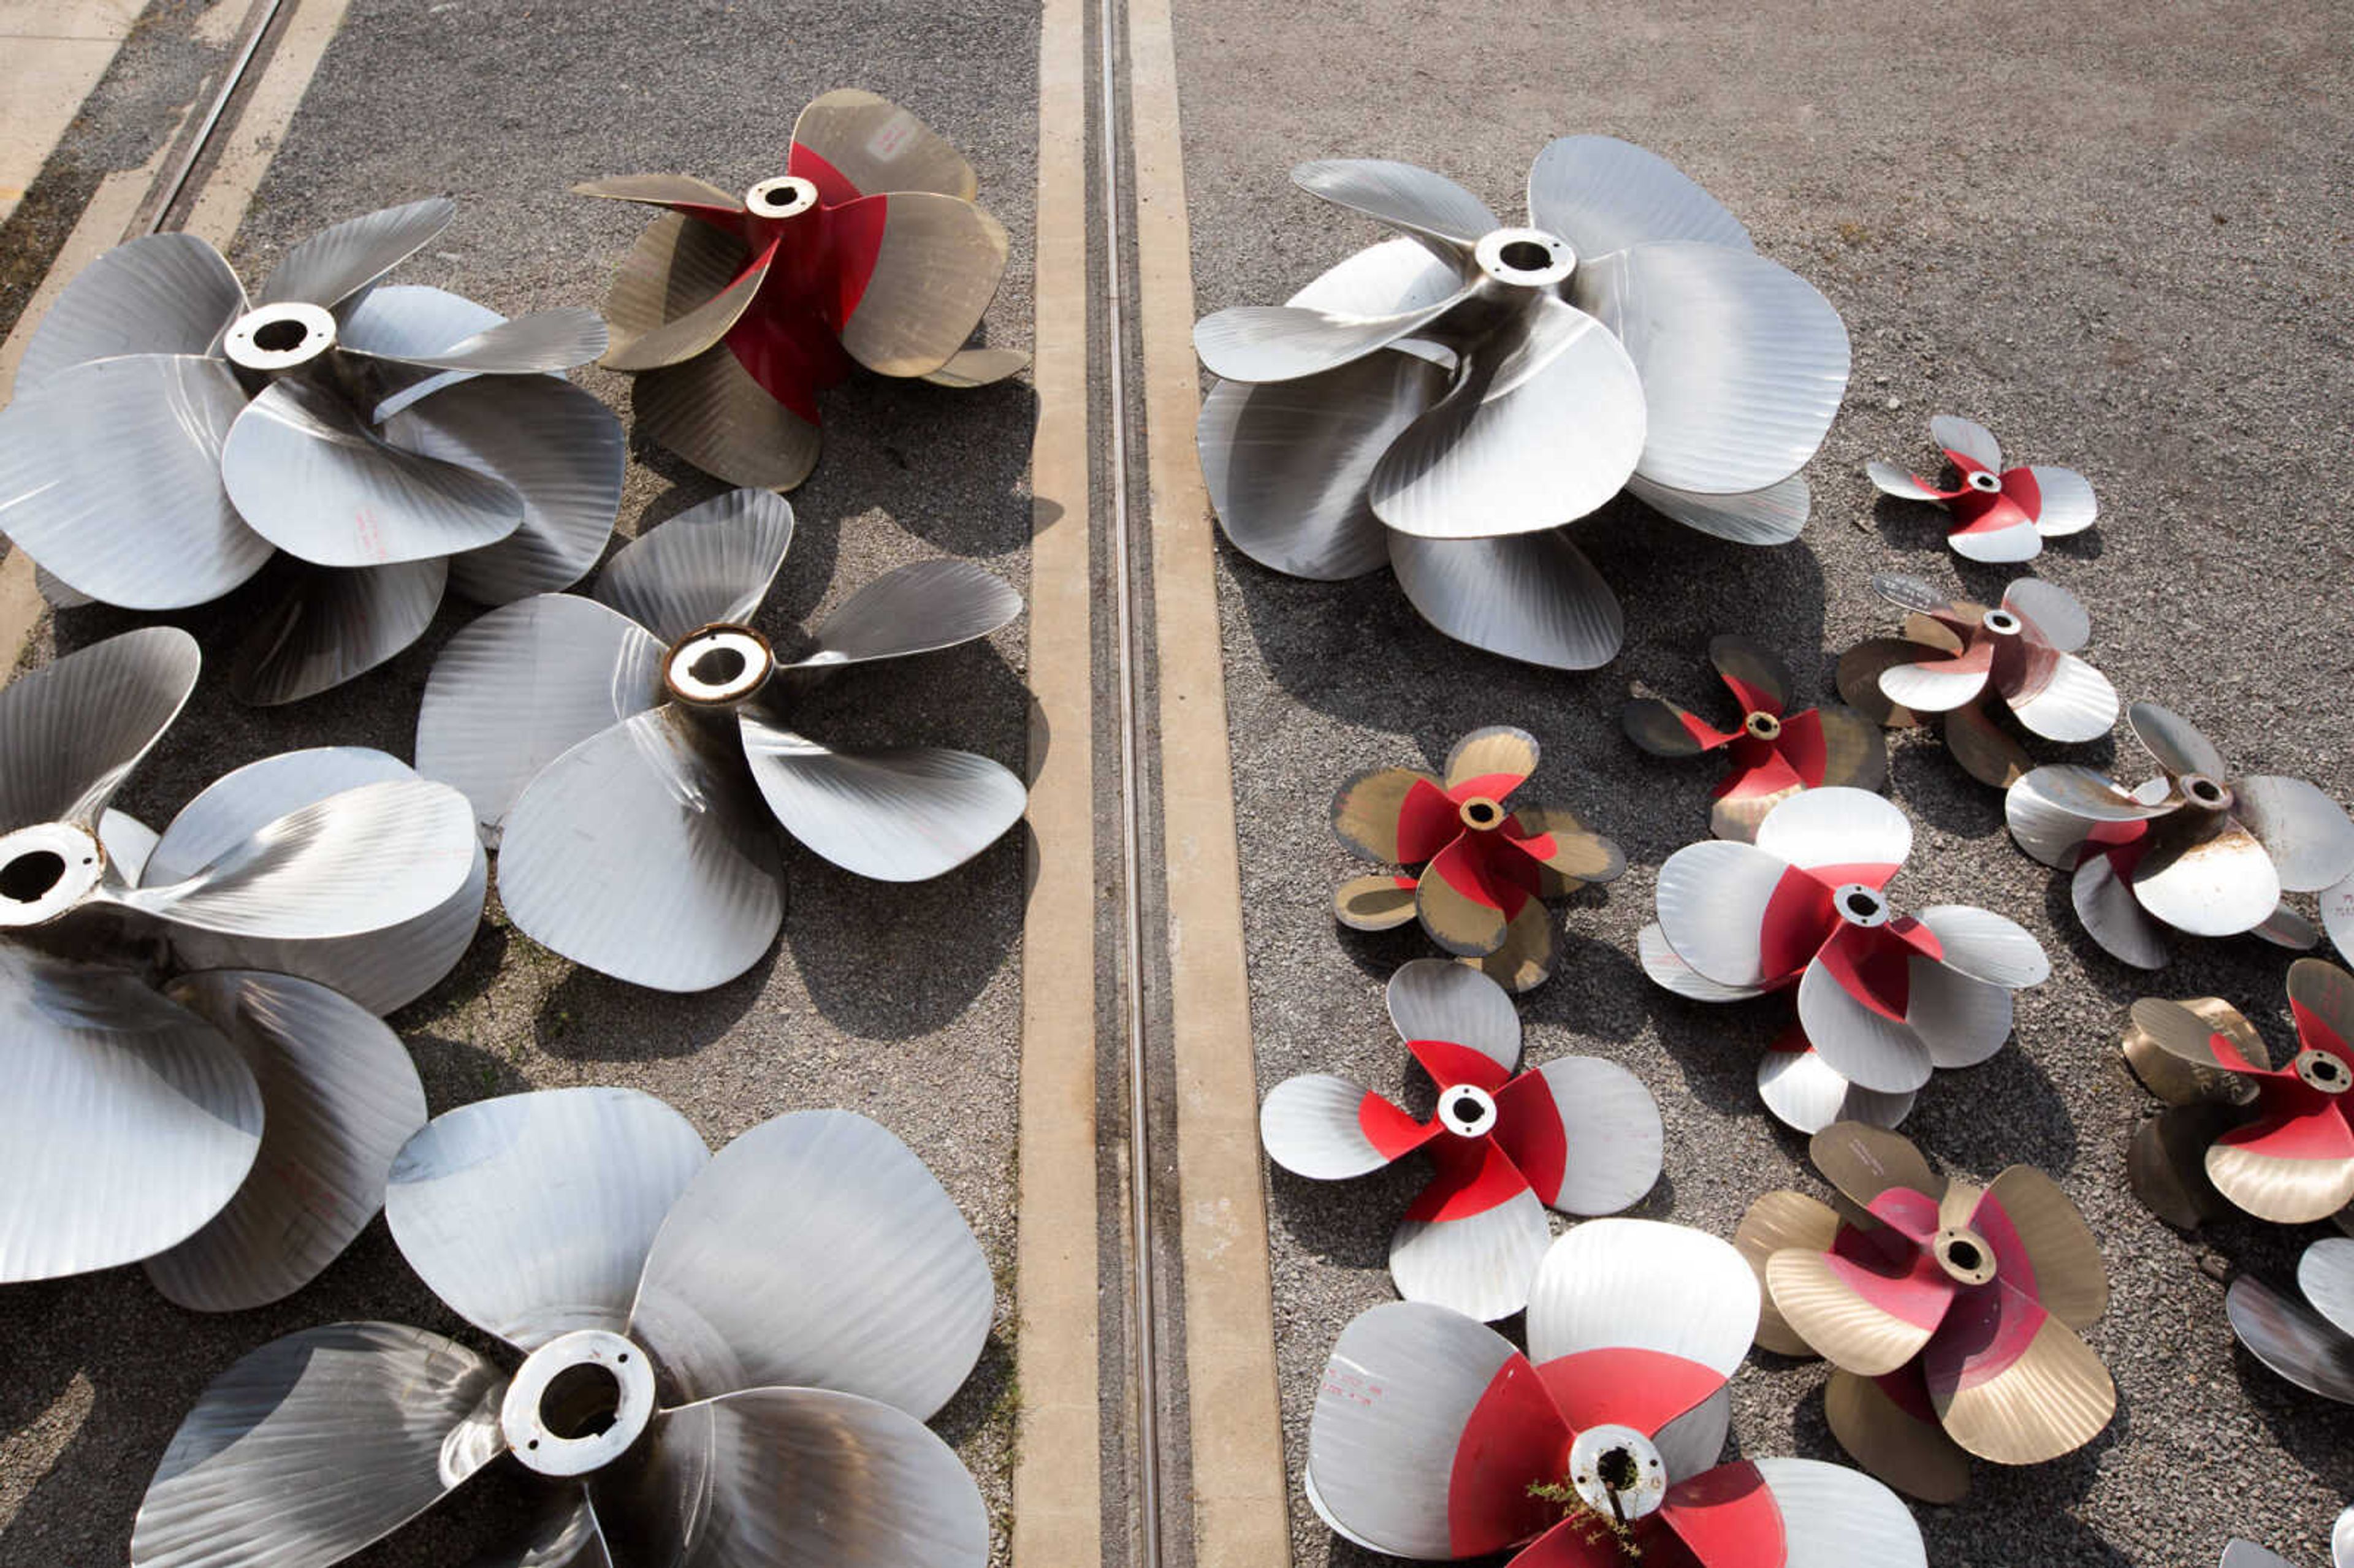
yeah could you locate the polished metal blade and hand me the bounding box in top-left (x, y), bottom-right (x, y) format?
top-left (2300, 1238), bottom-right (2354, 1339)
top-left (220, 378), bottom-right (524, 566)
top-left (2000, 576), bottom-right (2092, 652)
top-left (1388, 527), bottom-right (1625, 669)
top-left (1876, 644), bottom-right (1993, 715)
top-left (387, 1086), bottom-right (710, 1349)
top-left (573, 172), bottom-right (740, 211)
top-left (1525, 135), bottom-right (1754, 257)
top-left (1626, 471), bottom-right (1810, 544)
top-left (227, 557), bottom-right (449, 707)
top-left (2130, 819), bottom-right (2284, 937)
top-left (2237, 775), bottom-right (2354, 892)
top-left (594, 486), bottom-right (796, 643)
top-left (416, 594), bottom-right (666, 842)
top-left (1912, 904), bottom-right (2051, 989)
top-left (1638, 922), bottom-right (1766, 1000)
top-left (1758, 1042), bottom-right (1914, 1134)
top-left (603, 216), bottom-right (770, 372)
top-left (633, 341), bottom-right (825, 489)
top-left (1746, 1457), bottom-right (1927, 1567)
top-left (787, 559), bottom-right (1021, 668)
top-left (2006, 652), bottom-right (2119, 744)
top-left (100, 807), bottom-right (159, 884)
top-left (921, 345), bottom-right (1030, 386)
top-left (1798, 953), bottom-right (1933, 1094)
top-left (738, 717), bottom-right (1025, 882)
top-left (836, 191), bottom-right (1010, 378)
top-left (2128, 701), bottom-right (2228, 780)
top-left (142, 970), bottom-right (427, 1310)
top-left (131, 1322), bottom-right (506, 1568)
top-left (1736, 1188), bottom-right (1843, 1354)
top-left (628, 1108), bottom-right (992, 1418)
top-left (336, 282), bottom-right (504, 383)
top-left (1194, 288), bottom-right (1468, 385)
top-left (1865, 461), bottom-right (1954, 503)
top-left (2005, 764), bottom-right (2166, 868)
top-left (0, 624), bottom-right (198, 831)
top-left (1388, 1182), bottom-right (1551, 1322)
top-left (1948, 513), bottom-right (2043, 563)
top-left (1386, 956), bottom-right (1522, 1073)
top-left (1754, 783), bottom-right (1913, 873)
top-left (1261, 1073), bottom-right (1425, 1179)
top-left (18, 232), bottom-right (245, 388)
top-left (1929, 414), bottom-right (2003, 471)
top-left (259, 199), bottom-right (456, 310)
top-left (2126, 1105), bottom-right (2239, 1230)
top-left (472, 1495), bottom-right (615, 1568)
top-left (1506, 1056), bottom-right (1664, 1214)
top-left (1811, 1120), bottom-right (1945, 1210)
top-left (1525, 1217), bottom-right (1759, 1373)
top-left (2230, 1273), bottom-right (2354, 1404)
top-left (0, 352), bottom-right (266, 609)
top-left (1288, 234), bottom-right (1467, 322)
top-left (1907, 958), bottom-right (2018, 1071)
top-left (1937, 697), bottom-right (2033, 790)
top-left (1574, 242), bottom-right (1849, 495)
top-left (1653, 837), bottom-right (1802, 989)
top-left (495, 708), bottom-right (783, 991)
top-left (791, 88), bottom-right (980, 198)
top-left (1291, 158), bottom-right (1499, 261)
top-left (0, 947), bottom-right (259, 1284)
top-left (2025, 464), bottom-right (2098, 536)
top-left (348, 307), bottom-right (607, 375)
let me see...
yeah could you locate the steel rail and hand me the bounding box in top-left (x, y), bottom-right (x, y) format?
top-left (143, 0), bottom-right (290, 234)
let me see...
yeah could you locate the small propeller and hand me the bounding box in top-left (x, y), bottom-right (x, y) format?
top-left (1867, 414), bottom-right (2099, 563)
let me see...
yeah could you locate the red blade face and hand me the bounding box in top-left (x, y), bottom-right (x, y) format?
top-left (1408, 1035), bottom-right (1516, 1094)
top-left (1405, 1136), bottom-right (1534, 1225)
top-left (722, 307), bottom-right (845, 424)
top-left (1658, 1461), bottom-right (1786, 1568)
top-left (1770, 707), bottom-right (1829, 786)
top-left (1447, 1353), bottom-right (1578, 1555)
top-left (1417, 834), bottom-right (1540, 957)
top-left (1533, 1346), bottom-right (1728, 1446)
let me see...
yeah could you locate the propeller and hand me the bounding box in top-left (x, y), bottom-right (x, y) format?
top-left (1622, 633), bottom-right (1887, 842)
top-left (1836, 573), bottom-right (2118, 788)
top-left (1331, 726), bottom-right (1625, 991)
top-left (2002, 703), bottom-right (2354, 968)
top-left (1867, 414), bottom-right (2098, 563)
top-left (1259, 959), bottom-right (1661, 1320)
top-left (2228, 1237), bottom-right (2354, 1407)
top-left (0, 630), bottom-right (482, 1306)
top-left (132, 1087), bottom-right (994, 1568)
top-left (576, 88), bottom-right (1026, 490)
top-left (1735, 1121), bottom-right (2115, 1499)
top-left (1644, 786), bottom-right (2049, 1098)
top-left (1196, 137), bottom-right (1851, 671)
top-left (414, 487), bottom-right (1028, 992)
top-left (0, 204), bottom-right (623, 705)
top-left (1304, 1220), bottom-right (1926, 1567)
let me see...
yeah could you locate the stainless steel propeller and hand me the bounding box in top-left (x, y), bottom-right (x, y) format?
top-left (415, 487), bottom-right (1027, 992)
top-left (1260, 959), bottom-right (1661, 1320)
top-left (0, 201), bottom-right (624, 705)
top-left (1303, 1219), bottom-right (1926, 1567)
top-left (576, 88), bottom-right (1026, 490)
top-left (1331, 726), bottom-right (1625, 992)
top-left (2221, 1509), bottom-right (2354, 1568)
top-left (1195, 138), bottom-right (1851, 669)
top-left (1735, 1122), bottom-right (2114, 1501)
top-left (1868, 414), bottom-right (2098, 563)
top-left (1622, 633), bottom-right (1887, 842)
top-left (2228, 1237), bottom-right (2354, 1408)
top-left (2004, 702), bottom-right (2354, 969)
top-left (131, 1086), bottom-right (996, 1568)
top-left (1641, 786), bottom-right (2051, 1102)
top-left (0, 628), bottom-right (484, 1306)
top-left (1837, 572), bottom-right (2118, 788)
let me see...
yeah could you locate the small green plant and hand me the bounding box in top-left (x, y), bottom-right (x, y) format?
top-left (1527, 1478), bottom-right (1642, 1558)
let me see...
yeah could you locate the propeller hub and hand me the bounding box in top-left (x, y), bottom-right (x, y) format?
top-left (1831, 882), bottom-right (1891, 929)
top-left (1743, 710), bottom-right (1782, 742)
top-left (1980, 608), bottom-right (2022, 637)
top-left (1436, 1082), bottom-right (1498, 1139)
top-left (2295, 1048), bottom-right (2353, 1096)
top-left (745, 176), bottom-right (820, 219)
top-left (222, 301), bottom-right (338, 375)
top-left (1932, 1226), bottom-right (1998, 1285)
top-left (665, 623), bottom-right (774, 707)
top-left (500, 1328), bottom-right (657, 1477)
top-left (2177, 772), bottom-right (2233, 813)
top-left (1563, 1423), bottom-right (1667, 1523)
top-left (1473, 227), bottom-right (1574, 289)
top-left (0, 821), bottom-right (104, 927)
top-left (1457, 795), bottom-right (1506, 832)
top-left (1965, 468), bottom-right (2003, 494)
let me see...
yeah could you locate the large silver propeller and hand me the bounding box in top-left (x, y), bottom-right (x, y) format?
top-left (132, 1089), bottom-right (995, 1568)
top-left (1195, 137), bottom-right (1851, 669)
top-left (0, 203), bottom-right (624, 705)
top-left (415, 487), bottom-right (1029, 991)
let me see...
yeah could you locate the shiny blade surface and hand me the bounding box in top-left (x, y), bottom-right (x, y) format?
top-left (1291, 158), bottom-right (1499, 259)
top-left (1981, 1165), bottom-right (2108, 1328)
top-left (595, 485), bottom-right (796, 642)
top-left (2000, 576), bottom-right (2092, 652)
top-left (1637, 921), bottom-right (1766, 1000)
top-left (1504, 1056), bottom-right (1664, 1214)
top-left (1194, 289), bottom-right (1468, 385)
top-left (142, 970), bottom-right (427, 1311)
top-left (1260, 1073), bottom-right (1425, 1179)
top-left (2025, 464), bottom-right (2098, 535)
top-left (739, 717), bottom-right (1025, 882)
top-left (1627, 471), bottom-right (1811, 544)
top-left (1652, 837), bottom-right (1805, 988)
top-left (1387, 956), bottom-right (1522, 1072)
top-left (1369, 294), bottom-right (1647, 537)
top-left (573, 172), bottom-right (740, 211)
top-left (2301, 1238), bottom-right (2354, 1339)
top-left (633, 341), bottom-right (825, 489)
top-left (1526, 135), bottom-right (1753, 256)
top-left (2237, 775), bottom-right (2354, 892)
top-left (0, 352), bottom-right (266, 609)
top-left (0, 948), bottom-right (260, 1283)
top-left (791, 88), bottom-right (980, 199)
top-left (603, 218), bottom-right (771, 372)
top-left (228, 557), bottom-right (449, 707)
top-left (1821, 1366), bottom-right (1970, 1503)
top-left (788, 559), bottom-right (1022, 668)
top-left (1876, 643), bottom-right (1993, 714)
top-left (2006, 652), bottom-right (2119, 743)
top-left (348, 307), bottom-right (607, 374)
top-left (1945, 703), bottom-right (2033, 795)
top-left (1525, 1218), bottom-right (1760, 1374)
top-left (18, 232), bottom-right (245, 387)
top-left (259, 198), bottom-right (457, 309)
top-left (2128, 701), bottom-right (2229, 780)
top-left (131, 1322), bottom-right (506, 1568)
top-left (1388, 1182), bottom-right (1550, 1322)
top-left (1388, 526), bottom-right (1625, 670)
top-left (629, 1108), bottom-right (992, 1418)
top-left (835, 191), bottom-right (1010, 377)
top-left (1866, 461), bottom-right (1954, 503)
top-left (1797, 952), bottom-right (1933, 1094)
top-left (1755, 783), bottom-right (1912, 872)
top-left (921, 345), bottom-right (1030, 386)
top-left (2228, 1273), bottom-right (2354, 1404)
top-left (0, 625), bottom-right (198, 830)
top-left (387, 1086), bottom-right (710, 1349)
top-left (1289, 234), bottom-right (1469, 321)
top-left (2005, 764), bottom-right (2166, 867)
top-left (1747, 1456), bottom-right (1928, 1567)
top-left (1735, 1187), bottom-right (1843, 1354)
top-left (1757, 1043), bottom-right (1915, 1135)
top-left (495, 708), bottom-right (783, 992)
top-left (1811, 1120), bottom-right (1945, 1210)
top-left (1912, 904), bottom-right (2050, 989)
top-left (2130, 818), bottom-right (2284, 937)
top-left (415, 593), bottom-right (666, 842)
top-left (1929, 414), bottom-right (2003, 471)
top-left (1573, 241), bottom-right (1849, 495)
top-left (336, 282), bottom-right (503, 375)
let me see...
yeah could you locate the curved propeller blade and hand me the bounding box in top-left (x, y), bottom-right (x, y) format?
top-left (1623, 696), bottom-right (1729, 757)
top-left (141, 970), bottom-right (426, 1311)
top-left (0, 948), bottom-right (260, 1284)
top-left (2130, 819), bottom-right (2283, 937)
top-left (738, 716), bottom-right (1025, 882)
top-left (18, 232), bottom-right (246, 387)
top-left (2301, 1238), bottom-right (2354, 1339)
top-left (1999, 576), bottom-right (2091, 652)
top-left (1525, 135), bottom-right (1753, 257)
top-left (634, 338), bottom-right (825, 489)
top-left (387, 1086), bottom-right (711, 1349)
top-left (1388, 1166), bottom-right (1550, 1322)
top-left (1194, 289), bottom-right (1468, 386)
top-left (1755, 783), bottom-right (1912, 877)
top-left (1527, 1217), bottom-right (1759, 1372)
top-left (787, 559), bottom-right (1022, 668)
top-left (1734, 1187), bottom-right (1844, 1354)
top-left (2230, 1272), bottom-right (2354, 1404)
top-left (921, 344), bottom-right (1029, 386)
top-left (1913, 904), bottom-right (2050, 989)
top-left (2005, 764), bottom-right (2166, 868)
top-left (1496, 1056), bottom-right (1663, 1214)
top-left (1292, 158), bottom-right (1499, 260)
top-left (496, 708), bottom-right (783, 992)
top-left (0, 625), bottom-right (197, 831)
top-left (349, 306), bottom-right (607, 375)
top-left (630, 1108), bottom-right (992, 1418)
top-left (2237, 775), bottom-right (2354, 892)
top-left (1729, 1458), bottom-right (1927, 1567)
top-left (0, 352), bottom-right (267, 608)
top-left (2024, 464), bottom-right (2098, 536)
top-left (603, 217), bottom-right (773, 372)
top-left (834, 191), bottom-right (1011, 378)
top-left (2207, 1110), bottom-right (2354, 1224)
top-left (336, 282), bottom-right (503, 374)
top-left (791, 88), bottom-right (980, 199)
top-left (595, 485), bottom-right (796, 642)
top-left (1637, 921), bottom-right (1765, 1000)
top-left (2128, 701), bottom-right (2228, 780)
top-left (573, 171), bottom-right (741, 217)
top-left (1924, 1284), bottom-right (2115, 1463)
top-left (1330, 763), bottom-right (1451, 865)
top-left (1876, 641), bottom-right (1994, 715)
top-left (1866, 462), bottom-right (1957, 504)
top-left (1653, 837), bottom-right (1813, 989)
top-left (1388, 527), bottom-right (1625, 670)
top-left (1929, 414), bottom-right (2003, 471)
top-left (131, 1322), bottom-right (506, 1568)
top-left (1386, 956), bottom-right (1522, 1071)
top-left (2127, 1103), bottom-right (2240, 1230)
top-left (229, 556), bottom-right (449, 707)
top-left (1290, 234), bottom-right (1469, 321)
top-left (1369, 295), bottom-right (1647, 537)
top-left (1627, 471), bottom-right (1810, 544)
top-left (259, 198), bottom-right (457, 310)
top-left (1262, 1073), bottom-right (1431, 1181)
top-left (2006, 652), bottom-right (2118, 744)
top-left (1757, 1038), bottom-right (1915, 1135)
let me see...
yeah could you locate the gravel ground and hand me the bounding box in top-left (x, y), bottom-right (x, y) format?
top-left (1174, 1), bottom-right (2354, 1564)
top-left (0, 1), bottom-right (1041, 1562)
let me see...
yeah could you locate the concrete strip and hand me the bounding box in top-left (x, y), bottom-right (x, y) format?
top-left (181, 0), bottom-right (350, 249)
top-left (1124, 0), bottom-right (1293, 1564)
top-left (1010, 0), bottom-right (1104, 1562)
top-left (0, 39), bottom-right (124, 224)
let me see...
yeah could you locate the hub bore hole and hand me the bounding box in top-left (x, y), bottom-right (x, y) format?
top-left (539, 1363), bottom-right (622, 1441)
top-left (1465, 802), bottom-right (1497, 826)
top-left (1596, 1447), bottom-right (1642, 1491)
top-left (1945, 1239), bottom-right (1982, 1271)
top-left (1969, 471), bottom-right (2001, 492)
top-left (689, 646), bottom-right (748, 687)
top-left (1498, 238), bottom-right (1553, 272)
top-left (1845, 891), bottom-right (1879, 919)
top-left (1450, 1095), bottom-right (1483, 1124)
top-left (0, 851), bottom-right (66, 903)
top-left (1986, 612), bottom-right (2018, 633)
top-left (252, 319), bottom-right (308, 353)
top-left (2189, 778), bottom-right (2223, 804)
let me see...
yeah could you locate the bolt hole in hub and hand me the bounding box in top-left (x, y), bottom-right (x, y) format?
top-left (1566, 1425), bottom-right (1666, 1521)
top-left (1933, 1227), bottom-right (1998, 1285)
top-left (1967, 470), bottom-right (2003, 493)
top-left (223, 300), bottom-right (338, 374)
top-left (1833, 882), bottom-right (1890, 929)
top-left (746, 175), bottom-right (818, 217)
top-left (665, 624), bottom-right (774, 707)
top-left (2297, 1049), bottom-right (2352, 1095)
top-left (1438, 1083), bottom-right (1498, 1139)
top-left (0, 822), bottom-right (102, 927)
top-left (501, 1330), bottom-right (656, 1477)
top-left (1473, 227), bottom-right (1575, 289)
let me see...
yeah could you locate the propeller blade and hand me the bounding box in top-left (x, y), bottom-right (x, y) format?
top-left (1978, 1166), bottom-right (2108, 1328)
top-left (2206, 1110), bottom-right (2354, 1224)
top-left (1763, 1238), bottom-right (1949, 1377)
top-left (1753, 785), bottom-right (1913, 880)
top-left (595, 486), bottom-right (796, 642)
top-left (1291, 158), bottom-right (1499, 260)
top-left (1999, 576), bottom-right (2091, 652)
top-left (2127, 1103), bottom-right (2241, 1230)
top-left (2005, 764), bottom-right (2166, 867)
top-left (1194, 290), bottom-right (1468, 386)
top-left (259, 198), bottom-right (457, 310)
top-left (1735, 1187), bottom-right (1843, 1355)
top-left (497, 708), bottom-right (783, 991)
top-left (1865, 462), bottom-right (1957, 504)
top-left (140, 970), bottom-right (425, 1311)
top-left (1821, 1365), bottom-right (1973, 1502)
top-left (1335, 871), bottom-right (1418, 929)
top-left (790, 88), bottom-right (980, 199)
top-left (787, 559), bottom-right (1021, 668)
top-left (1386, 956), bottom-right (1521, 1072)
top-left (1729, 1457), bottom-right (1927, 1566)
top-left (1444, 725), bottom-right (1537, 796)
top-left (633, 338), bottom-right (825, 489)
top-left (737, 717), bottom-right (1024, 882)
top-left (1929, 414), bottom-right (2003, 471)
top-left (1922, 1285), bottom-right (2114, 1464)
top-left (2236, 775), bottom-right (2354, 892)
top-left (1574, 242), bottom-right (1849, 495)
top-left (1653, 837), bottom-right (1818, 989)
top-left (1947, 511), bottom-right (2043, 563)
top-left (1637, 923), bottom-right (1766, 1000)
top-left (1330, 763), bottom-right (1453, 864)
top-left (0, 625), bottom-right (198, 831)
top-left (1626, 471), bottom-right (1810, 544)
top-left (1913, 904), bottom-right (2050, 989)
top-left (1527, 1218), bottom-right (1758, 1376)
top-left (1388, 527), bottom-right (1625, 669)
top-left (1389, 1157), bottom-right (1552, 1322)
top-left (834, 191), bottom-right (1010, 378)
top-left (2130, 818), bottom-right (2284, 937)
top-left (2005, 652), bottom-right (2119, 744)
top-left (2301, 1238), bottom-right (2354, 1338)
top-left (387, 1086), bottom-right (710, 1349)
top-left (2023, 464), bottom-right (2097, 535)
top-left (1757, 1036), bottom-right (1914, 1135)
top-left (336, 281), bottom-right (503, 380)
top-left (1525, 135), bottom-right (1752, 256)
top-left (1494, 1056), bottom-right (1663, 1214)
top-left (18, 232), bottom-right (246, 387)
top-left (1835, 636), bottom-right (1933, 727)
top-left (471, 1495), bottom-right (615, 1568)
top-left (349, 307), bottom-right (607, 374)
top-left (629, 1108), bottom-right (991, 1418)
top-left (1876, 641), bottom-right (1994, 715)
top-left (131, 1322), bottom-right (506, 1568)
top-left (573, 171), bottom-right (740, 217)
top-left (1260, 1074), bottom-right (1431, 1179)
top-left (0, 352), bottom-right (265, 608)
top-left (920, 344), bottom-right (1029, 386)
top-left (2229, 1272), bottom-right (2354, 1404)
top-left (228, 555), bottom-right (448, 707)
top-left (1810, 1120), bottom-right (1946, 1211)
top-left (1906, 957), bottom-right (2018, 1071)
top-left (2291, 957), bottom-right (2354, 1054)
top-left (1796, 950), bottom-right (1933, 1095)
top-left (1289, 234), bottom-right (1468, 321)
top-left (1369, 294), bottom-right (1647, 536)
top-left (1707, 634), bottom-right (1791, 715)
top-left (2128, 701), bottom-right (2229, 780)
top-left (1623, 696), bottom-right (1732, 757)
top-left (603, 216), bottom-right (773, 372)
